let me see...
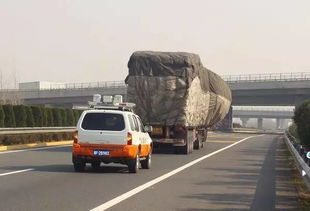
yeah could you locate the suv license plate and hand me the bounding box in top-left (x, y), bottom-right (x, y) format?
top-left (93, 150), bottom-right (109, 156)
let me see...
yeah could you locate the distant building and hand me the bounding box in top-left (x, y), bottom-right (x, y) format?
top-left (19, 81), bottom-right (65, 90)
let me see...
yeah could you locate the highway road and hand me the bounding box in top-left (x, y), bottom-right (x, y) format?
top-left (0, 132), bottom-right (299, 211)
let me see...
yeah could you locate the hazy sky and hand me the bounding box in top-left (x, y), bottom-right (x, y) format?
top-left (0, 0), bottom-right (309, 87)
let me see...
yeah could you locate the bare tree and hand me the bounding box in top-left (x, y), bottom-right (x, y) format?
top-left (0, 70), bottom-right (22, 105)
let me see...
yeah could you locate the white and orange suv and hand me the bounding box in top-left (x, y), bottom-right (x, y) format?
top-left (72, 103), bottom-right (153, 173)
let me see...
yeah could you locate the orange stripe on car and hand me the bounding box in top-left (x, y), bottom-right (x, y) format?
top-left (73, 143), bottom-right (141, 159)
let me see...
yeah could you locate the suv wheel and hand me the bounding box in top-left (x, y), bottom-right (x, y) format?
top-left (74, 162), bottom-right (86, 172)
top-left (128, 154), bottom-right (139, 173)
top-left (91, 161), bottom-right (101, 169)
top-left (141, 153), bottom-right (151, 169)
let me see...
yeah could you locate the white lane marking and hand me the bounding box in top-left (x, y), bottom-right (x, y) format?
top-left (0, 145), bottom-right (71, 155)
top-left (0, 168), bottom-right (35, 177)
top-left (90, 134), bottom-right (264, 211)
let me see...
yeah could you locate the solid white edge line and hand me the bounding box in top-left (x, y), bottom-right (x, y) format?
top-left (0, 145), bottom-right (71, 155)
top-left (0, 168), bottom-right (35, 177)
top-left (90, 134), bottom-right (265, 211)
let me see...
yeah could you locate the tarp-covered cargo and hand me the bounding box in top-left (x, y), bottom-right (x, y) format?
top-left (125, 51), bottom-right (232, 128)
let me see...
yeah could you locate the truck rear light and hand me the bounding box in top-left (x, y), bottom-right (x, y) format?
top-left (152, 126), bottom-right (163, 135)
top-left (73, 130), bottom-right (78, 144)
top-left (127, 132), bottom-right (132, 145)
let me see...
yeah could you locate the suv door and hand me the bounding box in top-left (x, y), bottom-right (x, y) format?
top-left (136, 116), bottom-right (152, 156)
top-left (128, 114), bottom-right (140, 146)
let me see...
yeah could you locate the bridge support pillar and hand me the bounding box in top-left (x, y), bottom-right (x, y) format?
top-left (257, 118), bottom-right (263, 129)
top-left (276, 119), bottom-right (280, 129)
top-left (276, 119), bottom-right (286, 129)
top-left (241, 118), bottom-right (249, 127)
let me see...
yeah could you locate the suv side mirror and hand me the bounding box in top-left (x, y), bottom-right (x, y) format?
top-left (144, 125), bottom-right (153, 133)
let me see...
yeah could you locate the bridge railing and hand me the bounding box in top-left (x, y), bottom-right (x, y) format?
top-left (0, 81), bottom-right (127, 92)
top-left (1, 72), bottom-right (310, 92)
top-left (233, 106), bottom-right (295, 112)
top-left (222, 72), bottom-right (310, 83)
top-left (63, 81), bottom-right (126, 89)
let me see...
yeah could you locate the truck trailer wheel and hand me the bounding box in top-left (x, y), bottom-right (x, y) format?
top-left (194, 139), bottom-right (201, 150)
top-left (201, 141), bottom-right (205, 148)
top-left (128, 155), bottom-right (140, 173)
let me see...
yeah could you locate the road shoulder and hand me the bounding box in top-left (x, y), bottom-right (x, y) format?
top-left (0, 140), bottom-right (73, 151)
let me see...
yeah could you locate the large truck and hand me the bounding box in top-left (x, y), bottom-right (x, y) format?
top-left (125, 51), bottom-right (232, 154)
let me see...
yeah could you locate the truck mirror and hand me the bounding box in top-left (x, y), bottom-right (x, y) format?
top-left (144, 125), bottom-right (153, 133)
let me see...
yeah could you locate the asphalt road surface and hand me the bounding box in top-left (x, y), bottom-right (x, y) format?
top-left (0, 132), bottom-right (299, 211)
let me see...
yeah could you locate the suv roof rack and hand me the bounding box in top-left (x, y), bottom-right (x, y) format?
top-left (89, 102), bottom-right (135, 112)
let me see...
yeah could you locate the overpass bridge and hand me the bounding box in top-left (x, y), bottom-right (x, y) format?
top-left (233, 107), bottom-right (294, 119)
top-left (223, 72), bottom-right (310, 106)
top-left (232, 106), bottom-right (294, 129)
top-left (0, 72), bottom-right (310, 108)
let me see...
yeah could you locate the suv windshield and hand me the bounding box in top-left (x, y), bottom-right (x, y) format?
top-left (81, 113), bottom-right (125, 131)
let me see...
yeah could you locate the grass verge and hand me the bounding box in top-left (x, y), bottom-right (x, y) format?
top-left (0, 132), bottom-right (74, 146)
top-left (283, 138), bottom-right (310, 210)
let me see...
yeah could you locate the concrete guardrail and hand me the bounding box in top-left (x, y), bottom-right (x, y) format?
top-left (284, 130), bottom-right (310, 189)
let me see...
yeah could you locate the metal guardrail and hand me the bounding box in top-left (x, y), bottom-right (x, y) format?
top-left (284, 130), bottom-right (310, 189)
top-left (0, 127), bottom-right (76, 135)
top-left (222, 72), bottom-right (310, 83)
top-left (0, 81), bottom-right (127, 92)
top-left (233, 106), bottom-right (294, 112)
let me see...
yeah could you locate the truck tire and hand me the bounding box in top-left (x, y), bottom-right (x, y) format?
top-left (179, 129), bottom-right (193, 154)
top-left (194, 139), bottom-right (201, 150)
top-left (201, 141), bottom-right (205, 148)
top-left (91, 161), bottom-right (101, 169)
top-left (141, 153), bottom-right (151, 169)
top-left (128, 154), bottom-right (140, 173)
top-left (74, 162), bottom-right (86, 172)
top-left (189, 138), bottom-right (193, 153)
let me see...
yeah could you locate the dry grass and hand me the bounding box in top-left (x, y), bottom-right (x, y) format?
top-left (284, 139), bottom-right (310, 210)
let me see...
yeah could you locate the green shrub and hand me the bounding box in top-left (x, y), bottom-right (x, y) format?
top-left (66, 108), bottom-right (75, 126)
top-left (52, 108), bottom-right (62, 126)
top-left (41, 107), bottom-right (48, 127)
top-left (31, 106), bottom-right (43, 127)
top-left (60, 108), bottom-right (67, 126)
top-left (73, 109), bottom-right (81, 125)
top-left (293, 100), bottom-right (310, 148)
top-left (0, 131), bottom-right (74, 145)
top-left (13, 105), bottom-right (27, 127)
top-left (46, 108), bottom-right (54, 127)
top-left (288, 123), bottom-right (299, 139)
top-left (3, 104), bottom-right (16, 127)
top-left (0, 105), bottom-right (5, 127)
top-left (25, 106), bottom-right (35, 127)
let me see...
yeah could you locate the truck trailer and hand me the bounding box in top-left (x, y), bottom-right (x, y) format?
top-left (125, 51), bottom-right (232, 154)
